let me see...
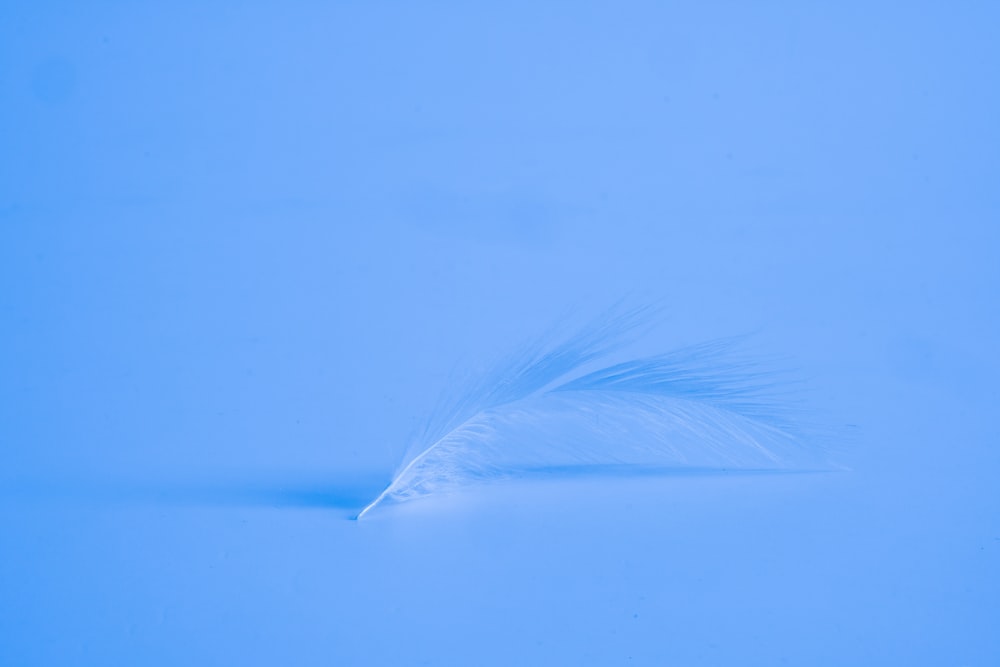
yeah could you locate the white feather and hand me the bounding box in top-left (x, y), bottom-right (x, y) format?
top-left (358, 308), bottom-right (830, 518)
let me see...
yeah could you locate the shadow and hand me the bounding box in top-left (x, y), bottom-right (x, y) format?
top-left (512, 464), bottom-right (841, 479)
top-left (1, 466), bottom-right (842, 519)
top-left (0, 471), bottom-right (391, 513)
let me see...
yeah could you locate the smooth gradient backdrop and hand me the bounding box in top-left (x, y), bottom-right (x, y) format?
top-left (2, 3), bottom-right (998, 665)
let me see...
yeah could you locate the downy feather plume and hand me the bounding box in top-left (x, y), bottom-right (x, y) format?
top-left (358, 307), bottom-right (830, 518)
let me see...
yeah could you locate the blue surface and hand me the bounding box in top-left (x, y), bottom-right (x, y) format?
top-left (2, 3), bottom-right (998, 665)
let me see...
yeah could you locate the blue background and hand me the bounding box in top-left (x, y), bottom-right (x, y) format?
top-left (2, 3), bottom-right (998, 665)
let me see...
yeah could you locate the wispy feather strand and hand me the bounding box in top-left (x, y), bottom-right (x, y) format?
top-left (359, 308), bottom-right (829, 518)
